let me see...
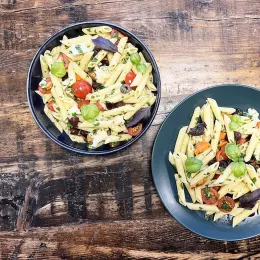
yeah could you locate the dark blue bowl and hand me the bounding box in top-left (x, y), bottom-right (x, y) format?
top-left (152, 84), bottom-right (260, 241)
top-left (27, 22), bottom-right (161, 155)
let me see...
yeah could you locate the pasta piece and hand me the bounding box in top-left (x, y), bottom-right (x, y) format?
top-left (72, 61), bottom-right (92, 85)
top-left (219, 107), bottom-right (236, 114)
top-left (214, 203), bottom-right (243, 221)
top-left (195, 147), bottom-right (211, 160)
top-left (187, 107), bottom-right (200, 132)
top-left (130, 72), bottom-right (142, 87)
top-left (246, 165), bottom-right (260, 188)
top-left (237, 121), bottom-right (257, 133)
top-left (68, 62), bottom-right (76, 86)
top-left (51, 86), bottom-right (68, 121)
top-left (233, 203), bottom-right (258, 227)
top-left (239, 141), bottom-right (249, 155)
top-left (44, 50), bottom-right (55, 69)
top-left (49, 74), bottom-right (65, 99)
top-left (203, 103), bottom-right (211, 137)
top-left (195, 187), bottom-right (203, 204)
top-left (218, 177), bottom-right (244, 198)
top-left (187, 138), bottom-right (194, 157)
top-left (174, 174), bottom-right (186, 206)
top-left (200, 170), bottom-right (216, 188)
top-left (116, 58), bottom-right (132, 83)
top-left (243, 174), bottom-right (257, 192)
top-left (35, 91), bottom-right (52, 104)
top-left (211, 120), bottom-right (222, 152)
top-left (177, 152), bottom-right (187, 169)
top-left (201, 151), bottom-right (215, 168)
top-left (186, 202), bottom-right (219, 212)
top-left (124, 98), bottom-right (148, 120)
top-left (44, 105), bottom-right (63, 133)
top-left (180, 132), bottom-right (189, 154)
top-left (190, 162), bottom-right (219, 187)
top-left (254, 142), bottom-right (260, 161)
top-left (79, 52), bottom-right (94, 71)
top-left (40, 55), bottom-right (49, 78)
top-left (107, 52), bottom-right (113, 63)
top-left (102, 105), bottom-right (134, 118)
top-left (207, 98), bottom-right (224, 125)
top-left (211, 164), bottom-right (232, 186)
top-left (244, 132), bottom-right (258, 162)
top-left (82, 26), bottom-right (112, 34)
top-left (60, 35), bottom-right (91, 46)
top-left (105, 64), bottom-right (125, 86)
top-left (174, 126), bottom-right (188, 153)
top-left (224, 114), bottom-right (235, 143)
top-left (173, 153), bottom-right (187, 184)
top-left (184, 183), bottom-right (196, 203)
top-left (134, 64), bottom-right (152, 98)
top-left (168, 152), bottom-right (175, 166)
top-left (105, 134), bottom-right (132, 144)
top-left (232, 182), bottom-right (250, 199)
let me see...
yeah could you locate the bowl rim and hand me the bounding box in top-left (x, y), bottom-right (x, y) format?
top-left (26, 21), bottom-right (161, 155)
top-left (152, 84), bottom-right (260, 241)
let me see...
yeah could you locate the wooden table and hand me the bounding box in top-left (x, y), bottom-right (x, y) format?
top-left (1, 0), bottom-right (260, 259)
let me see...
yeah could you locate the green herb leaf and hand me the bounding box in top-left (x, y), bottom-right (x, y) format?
top-left (252, 177), bottom-right (257, 184)
top-left (232, 161), bottom-right (246, 178)
top-left (185, 157), bottom-right (203, 173)
top-left (51, 62), bottom-right (66, 78)
top-left (130, 53), bottom-right (141, 65)
top-left (75, 45), bottom-right (84, 53)
top-left (225, 143), bottom-right (241, 162)
top-left (81, 104), bottom-right (100, 121)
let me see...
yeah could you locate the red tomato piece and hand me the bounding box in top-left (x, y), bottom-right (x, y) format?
top-left (38, 86), bottom-right (51, 94)
top-left (201, 187), bottom-right (219, 205)
top-left (217, 196), bottom-right (235, 213)
top-left (127, 123), bottom-right (143, 136)
top-left (77, 100), bottom-right (90, 109)
top-left (58, 53), bottom-right (69, 69)
top-left (125, 72), bottom-right (136, 85)
top-left (47, 100), bottom-right (56, 112)
top-left (72, 80), bottom-right (92, 99)
top-left (212, 186), bottom-right (220, 191)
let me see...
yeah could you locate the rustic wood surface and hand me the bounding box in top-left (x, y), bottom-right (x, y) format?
top-left (1, 0), bottom-right (260, 259)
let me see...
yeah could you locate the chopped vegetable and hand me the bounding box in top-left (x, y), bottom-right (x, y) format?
top-left (232, 161), bottom-right (246, 178)
top-left (92, 36), bottom-right (118, 53)
top-left (126, 107), bottom-right (151, 128)
top-left (194, 141), bottom-right (210, 156)
top-left (81, 104), bottom-right (100, 121)
top-left (217, 196), bottom-right (235, 213)
top-left (185, 157), bottom-right (203, 173)
top-left (225, 143), bottom-right (241, 162)
top-left (234, 131), bottom-right (242, 142)
top-left (240, 188), bottom-right (260, 209)
top-left (187, 122), bottom-right (206, 136)
top-left (229, 122), bottom-right (240, 131)
top-left (125, 72), bottom-right (136, 85)
top-left (120, 84), bottom-right (131, 94)
top-left (257, 122), bottom-right (260, 128)
top-left (51, 62), bottom-right (66, 78)
top-left (47, 100), bottom-right (55, 112)
top-left (237, 138), bottom-right (247, 145)
top-left (219, 131), bottom-right (226, 141)
top-left (127, 123), bottom-right (143, 136)
top-left (77, 100), bottom-right (90, 109)
top-left (190, 177), bottom-right (207, 188)
top-left (130, 53), bottom-right (141, 65)
top-left (136, 64), bottom-right (147, 74)
top-left (233, 108), bottom-right (243, 116)
top-left (95, 102), bottom-right (105, 112)
top-left (201, 187), bottom-right (219, 205)
top-left (72, 81), bottom-right (92, 99)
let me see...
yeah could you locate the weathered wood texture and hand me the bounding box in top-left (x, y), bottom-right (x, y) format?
top-left (1, 0), bottom-right (260, 259)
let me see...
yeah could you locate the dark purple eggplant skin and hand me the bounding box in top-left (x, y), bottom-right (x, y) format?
top-left (239, 188), bottom-right (260, 209)
top-left (92, 36), bottom-right (118, 53)
top-left (234, 131), bottom-right (242, 142)
top-left (187, 122), bottom-right (207, 136)
top-left (126, 107), bottom-right (151, 128)
top-left (219, 160), bottom-right (229, 168)
top-left (106, 101), bottom-right (125, 110)
top-left (233, 108), bottom-right (243, 116)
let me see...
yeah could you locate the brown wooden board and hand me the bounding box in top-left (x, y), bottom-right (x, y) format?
top-left (1, 0), bottom-right (260, 259)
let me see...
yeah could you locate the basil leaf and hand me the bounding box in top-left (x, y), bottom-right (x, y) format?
top-left (185, 157), bottom-right (203, 173)
top-left (225, 143), bottom-right (241, 162)
top-left (51, 62), bottom-right (66, 78)
top-left (92, 36), bottom-right (118, 53)
top-left (232, 161), bottom-right (246, 178)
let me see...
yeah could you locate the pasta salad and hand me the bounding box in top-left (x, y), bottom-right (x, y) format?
top-left (169, 98), bottom-right (260, 227)
top-left (36, 26), bottom-right (157, 149)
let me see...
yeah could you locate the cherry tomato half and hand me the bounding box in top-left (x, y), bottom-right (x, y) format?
top-left (201, 187), bottom-right (219, 205)
top-left (77, 100), bottom-right (90, 109)
top-left (95, 102), bottom-right (105, 112)
top-left (58, 53), bottom-right (69, 69)
top-left (217, 196), bottom-right (235, 213)
top-left (127, 123), bottom-right (142, 136)
top-left (72, 80), bottom-right (92, 99)
top-left (47, 100), bottom-right (56, 112)
top-left (38, 77), bottom-right (53, 94)
top-left (125, 72), bottom-right (136, 85)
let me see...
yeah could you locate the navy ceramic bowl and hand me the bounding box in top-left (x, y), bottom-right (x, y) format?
top-left (27, 22), bottom-right (161, 155)
top-left (152, 84), bottom-right (260, 241)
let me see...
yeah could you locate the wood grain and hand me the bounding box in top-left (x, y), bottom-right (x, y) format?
top-left (1, 0), bottom-right (260, 258)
